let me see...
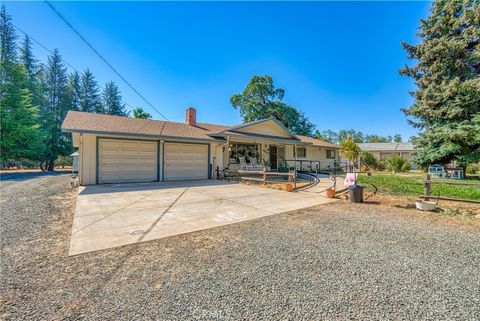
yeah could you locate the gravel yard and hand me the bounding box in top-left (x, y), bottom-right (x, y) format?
top-left (1, 173), bottom-right (479, 320)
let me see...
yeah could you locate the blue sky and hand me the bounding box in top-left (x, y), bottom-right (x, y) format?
top-left (6, 1), bottom-right (431, 139)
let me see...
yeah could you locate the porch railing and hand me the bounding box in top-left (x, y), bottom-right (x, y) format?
top-left (284, 159), bottom-right (350, 173)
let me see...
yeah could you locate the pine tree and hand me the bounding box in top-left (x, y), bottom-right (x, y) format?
top-left (20, 35), bottom-right (37, 80)
top-left (43, 49), bottom-right (70, 171)
top-left (0, 7), bottom-right (44, 165)
top-left (102, 81), bottom-right (127, 116)
top-left (400, 0), bottom-right (480, 169)
top-left (66, 71), bottom-right (81, 111)
top-left (0, 5), bottom-right (17, 89)
top-left (20, 35), bottom-right (43, 108)
top-left (0, 6), bottom-right (17, 67)
top-left (0, 64), bottom-right (44, 164)
top-left (132, 107), bottom-right (152, 119)
top-left (79, 68), bottom-right (103, 113)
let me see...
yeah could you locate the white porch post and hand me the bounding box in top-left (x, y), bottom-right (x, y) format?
top-left (293, 144), bottom-right (297, 189)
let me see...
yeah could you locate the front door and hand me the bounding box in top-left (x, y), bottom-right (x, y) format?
top-left (269, 145), bottom-right (277, 170)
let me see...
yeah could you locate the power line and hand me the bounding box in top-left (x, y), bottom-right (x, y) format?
top-left (14, 24), bottom-right (80, 73)
top-left (45, 0), bottom-right (169, 121)
top-left (13, 24), bottom-right (138, 114)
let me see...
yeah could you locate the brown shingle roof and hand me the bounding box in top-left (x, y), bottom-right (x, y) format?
top-left (295, 135), bottom-right (339, 149)
top-left (195, 122), bottom-right (230, 132)
top-left (62, 111), bottom-right (217, 141)
top-left (62, 111), bottom-right (340, 148)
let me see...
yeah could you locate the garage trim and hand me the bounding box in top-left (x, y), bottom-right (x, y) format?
top-left (162, 141), bottom-right (211, 181)
top-left (95, 136), bottom-right (160, 184)
top-left (95, 137), bottom-right (211, 184)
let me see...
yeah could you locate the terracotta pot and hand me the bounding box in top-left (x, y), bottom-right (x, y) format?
top-left (326, 188), bottom-right (336, 198)
top-left (284, 183), bottom-right (293, 192)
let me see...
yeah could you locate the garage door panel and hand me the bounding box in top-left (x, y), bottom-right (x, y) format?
top-left (164, 143), bottom-right (208, 181)
top-left (98, 139), bottom-right (158, 184)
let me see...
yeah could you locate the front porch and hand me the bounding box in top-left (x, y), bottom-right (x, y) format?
top-left (212, 140), bottom-right (341, 177)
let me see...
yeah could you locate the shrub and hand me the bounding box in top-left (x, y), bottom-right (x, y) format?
top-left (360, 151), bottom-right (377, 170)
top-left (386, 155), bottom-right (410, 172)
top-left (376, 160), bottom-right (386, 171)
top-left (401, 161), bottom-right (411, 172)
top-left (466, 164), bottom-right (479, 175)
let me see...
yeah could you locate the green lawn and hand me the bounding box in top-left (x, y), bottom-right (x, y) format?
top-left (357, 173), bottom-right (480, 201)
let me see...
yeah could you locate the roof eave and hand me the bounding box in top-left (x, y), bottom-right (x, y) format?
top-left (62, 128), bottom-right (217, 143)
top-left (209, 131), bottom-right (306, 144)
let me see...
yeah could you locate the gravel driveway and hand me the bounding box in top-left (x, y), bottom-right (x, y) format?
top-left (1, 173), bottom-right (479, 320)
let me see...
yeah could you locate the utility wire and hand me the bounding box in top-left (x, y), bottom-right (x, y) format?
top-left (13, 24), bottom-right (138, 114)
top-left (45, 0), bottom-right (169, 121)
top-left (14, 24), bottom-right (80, 73)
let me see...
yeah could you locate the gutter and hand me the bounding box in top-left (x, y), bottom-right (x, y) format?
top-left (61, 128), bottom-right (216, 143)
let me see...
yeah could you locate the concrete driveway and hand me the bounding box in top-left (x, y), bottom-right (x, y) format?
top-left (70, 180), bottom-right (334, 255)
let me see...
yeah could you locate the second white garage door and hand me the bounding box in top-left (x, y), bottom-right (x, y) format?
top-left (164, 143), bottom-right (208, 180)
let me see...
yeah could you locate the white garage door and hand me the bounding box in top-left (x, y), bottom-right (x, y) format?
top-left (164, 143), bottom-right (208, 180)
top-left (98, 139), bottom-right (157, 184)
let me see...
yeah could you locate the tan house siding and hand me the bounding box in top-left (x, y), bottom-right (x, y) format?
top-left (64, 111), bottom-right (341, 185)
top-left (78, 133), bottom-right (97, 185)
top-left (282, 145), bottom-right (338, 170)
top-left (78, 133), bottom-right (219, 184)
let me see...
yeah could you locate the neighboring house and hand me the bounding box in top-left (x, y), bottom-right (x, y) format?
top-left (61, 107), bottom-right (339, 185)
top-left (357, 142), bottom-right (415, 161)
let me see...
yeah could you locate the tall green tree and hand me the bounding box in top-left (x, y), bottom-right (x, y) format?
top-left (0, 64), bottom-right (44, 163)
top-left (393, 134), bottom-right (402, 143)
top-left (400, 0), bottom-right (480, 168)
top-left (0, 6), bottom-right (17, 67)
top-left (0, 8), bottom-right (44, 164)
top-left (231, 75), bottom-right (315, 136)
top-left (132, 107), bottom-right (151, 119)
top-left (102, 81), bottom-right (127, 116)
top-left (79, 68), bottom-right (103, 113)
top-left (20, 35), bottom-right (44, 108)
top-left (313, 129), bottom-right (338, 144)
top-left (20, 35), bottom-right (37, 82)
top-left (338, 129), bottom-right (364, 144)
top-left (43, 49), bottom-right (70, 171)
top-left (66, 71), bottom-right (81, 111)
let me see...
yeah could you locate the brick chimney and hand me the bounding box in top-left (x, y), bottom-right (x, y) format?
top-left (185, 107), bottom-right (196, 126)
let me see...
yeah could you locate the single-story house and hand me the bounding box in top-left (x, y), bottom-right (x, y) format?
top-left (61, 108), bottom-right (339, 185)
top-left (357, 142), bottom-right (415, 161)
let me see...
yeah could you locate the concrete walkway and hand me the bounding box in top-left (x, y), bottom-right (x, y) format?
top-left (70, 180), bottom-right (335, 255)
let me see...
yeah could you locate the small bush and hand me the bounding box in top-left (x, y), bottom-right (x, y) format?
top-left (466, 164), bottom-right (479, 175)
top-left (376, 160), bottom-right (386, 171)
top-left (360, 151), bottom-right (377, 170)
top-left (386, 155), bottom-right (410, 172)
top-left (400, 161), bottom-right (411, 172)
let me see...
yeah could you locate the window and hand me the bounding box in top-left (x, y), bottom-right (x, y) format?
top-left (229, 143), bottom-right (259, 164)
top-left (297, 147), bottom-right (306, 158)
top-left (326, 149), bottom-right (335, 159)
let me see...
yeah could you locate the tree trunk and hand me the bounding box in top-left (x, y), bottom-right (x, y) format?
top-left (47, 160), bottom-right (55, 171)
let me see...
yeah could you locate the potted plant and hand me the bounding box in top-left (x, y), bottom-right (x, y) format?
top-left (326, 188), bottom-right (336, 198)
top-left (340, 135), bottom-right (363, 203)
